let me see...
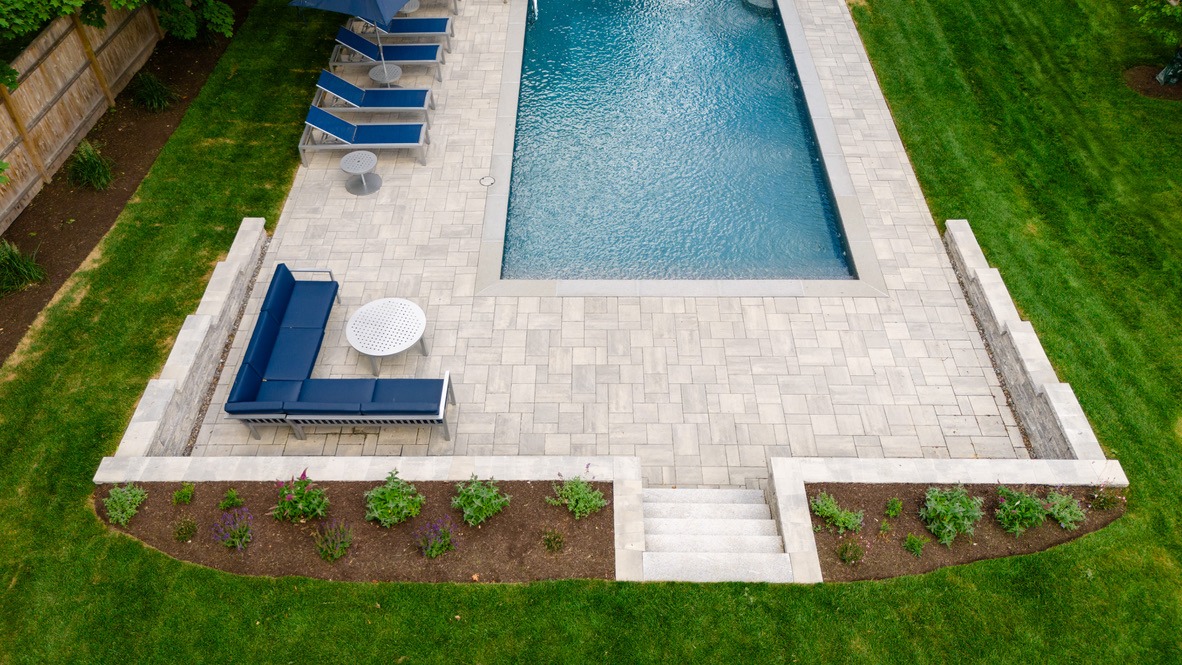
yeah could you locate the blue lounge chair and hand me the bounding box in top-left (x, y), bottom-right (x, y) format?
top-left (330, 27), bottom-right (444, 81)
top-left (314, 70), bottom-right (434, 127)
top-left (351, 16), bottom-right (455, 52)
top-left (300, 106), bottom-right (429, 165)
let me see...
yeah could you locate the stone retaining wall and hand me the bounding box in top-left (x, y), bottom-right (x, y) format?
top-left (944, 220), bottom-right (1105, 460)
top-left (113, 218), bottom-right (266, 457)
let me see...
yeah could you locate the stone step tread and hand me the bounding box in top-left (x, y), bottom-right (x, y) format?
top-left (644, 517), bottom-right (779, 536)
top-left (643, 502), bottom-right (771, 520)
top-left (645, 534), bottom-right (784, 554)
top-left (643, 552), bottom-right (793, 583)
top-left (642, 488), bottom-right (765, 504)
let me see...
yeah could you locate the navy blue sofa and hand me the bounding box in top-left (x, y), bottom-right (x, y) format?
top-left (224, 264), bottom-right (455, 440)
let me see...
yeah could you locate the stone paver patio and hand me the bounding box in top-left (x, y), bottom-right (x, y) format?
top-left (193, 0), bottom-right (1028, 487)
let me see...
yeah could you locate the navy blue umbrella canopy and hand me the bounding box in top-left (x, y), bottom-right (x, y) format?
top-left (289, 0), bottom-right (409, 30)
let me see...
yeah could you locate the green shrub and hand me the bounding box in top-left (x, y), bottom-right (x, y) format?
top-left (364, 470), bottom-right (425, 527)
top-left (1046, 491), bottom-right (1087, 530)
top-left (0, 239), bottom-right (46, 297)
top-left (1089, 486), bottom-right (1124, 511)
top-left (809, 492), bottom-right (863, 535)
top-left (836, 537), bottom-right (865, 565)
top-left (878, 520), bottom-right (892, 536)
top-left (173, 515), bottom-right (198, 542)
top-left (546, 476), bottom-right (607, 519)
top-left (218, 488), bottom-right (244, 510)
top-left (312, 520), bottom-right (353, 563)
top-left (542, 528), bottom-right (565, 553)
top-left (919, 486), bottom-right (983, 546)
top-left (452, 476), bottom-right (510, 527)
top-left (995, 486), bottom-right (1047, 537)
top-left (903, 533), bottom-right (929, 559)
top-left (66, 140), bottom-right (114, 190)
top-left (884, 497), bottom-right (903, 518)
top-left (171, 482), bottom-right (195, 506)
top-left (130, 71), bottom-right (179, 112)
top-left (271, 470), bottom-right (329, 522)
top-left (103, 484), bottom-right (147, 526)
top-left (416, 516), bottom-right (457, 558)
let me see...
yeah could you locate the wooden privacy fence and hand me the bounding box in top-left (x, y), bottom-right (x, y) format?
top-left (0, 3), bottom-right (162, 234)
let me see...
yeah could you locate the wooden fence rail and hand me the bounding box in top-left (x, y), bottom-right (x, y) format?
top-left (0, 3), bottom-right (160, 234)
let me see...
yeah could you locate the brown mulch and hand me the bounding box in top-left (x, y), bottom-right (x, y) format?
top-left (808, 482), bottom-right (1125, 582)
top-left (0, 0), bottom-right (255, 364)
top-left (1123, 65), bottom-right (1182, 101)
top-left (97, 480), bottom-right (615, 583)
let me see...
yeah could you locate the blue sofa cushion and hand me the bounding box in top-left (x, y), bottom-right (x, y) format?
top-left (257, 380), bottom-right (304, 403)
top-left (242, 311), bottom-right (281, 370)
top-left (227, 363), bottom-right (263, 403)
top-left (264, 327), bottom-right (325, 380)
top-left (372, 379), bottom-right (444, 403)
top-left (225, 400), bottom-right (287, 415)
top-left (281, 281), bottom-right (339, 329)
top-left (298, 378), bottom-right (377, 403)
top-left (260, 264), bottom-right (295, 321)
top-left (283, 401), bottom-right (364, 415)
top-left (361, 401), bottom-right (439, 415)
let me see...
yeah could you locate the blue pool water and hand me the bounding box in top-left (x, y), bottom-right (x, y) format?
top-left (502, 0), bottom-right (853, 280)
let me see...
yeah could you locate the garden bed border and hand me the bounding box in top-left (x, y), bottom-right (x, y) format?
top-left (94, 454), bottom-right (646, 581)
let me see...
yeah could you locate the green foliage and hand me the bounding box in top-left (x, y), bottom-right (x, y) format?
top-left (0, 239), bottom-right (46, 297)
top-left (878, 520), bottom-right (892, 536)
top-left (272, 470), bottom-right (329, 522)
top-left (546, 476), bottom-right (607, 520)
top-left (66, 140), bottom-right (114, 190)
top-left (809, 492), bottom-right (864, 535)
top-left (1132, 0), bottom-right (1182, 47)
top-left (415, 516), bottom-right (456, 559)
top-left (0, 158), bottom-right (10, 182)
top-left (312, 520), bottom-right (353, 563)
top-left (995, 486), bottom-right (1047, 537)
top-left (130, 71), bottom-right (179, 112)
top-left (919, 486), bottom-right (983, 546)
top-left (884, 497), bottom-right (903, 518)
top-left (1090, 487), bottom-right (1125, 511)
top-left (1046, 491), bottom-right (1087, 530)
top-left (213, 508), bottom-right (252, 551)
top-left (451, 476), bottom-right (511, 527)
top-left (836, 537), bottom-right (865, 565)
top-left (903, 533), bottom-right (929, 559)
top-left (542, 528), bottom-right (565, 553)
top-left (363, 470), bottom-right (425, 527)
top-left (171, 482), bottom-right (194, 506)
top-left (103, 484), bottom-right (147, 526)
top-left (217, 488), bottom-right (244, 511)
top-left (137, 0), bottom-right (235, 41)
top-left (172, 515), bottom-right (197, 542)
top-left (0, 1), bottom-right (233, 41)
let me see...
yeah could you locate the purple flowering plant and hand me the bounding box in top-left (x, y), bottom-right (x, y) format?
top-left (213, 507), bottom-right (253, 551)
top-left (270, 468), bottom-right (329, 522)
top-left (415, 516), bottom-right (458, 559)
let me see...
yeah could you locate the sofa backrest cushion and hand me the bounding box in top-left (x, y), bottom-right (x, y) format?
top-left (227, 363), bottom-right (263, 403)
top-left (242, 311), bottom-right (281, 372)
top-left (260, 264), bottom-right (295, 321)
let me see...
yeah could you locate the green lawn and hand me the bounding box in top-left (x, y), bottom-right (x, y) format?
top-left (2, 0), bottom-right (1181, 661)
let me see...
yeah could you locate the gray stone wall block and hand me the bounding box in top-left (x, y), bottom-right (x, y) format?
top-left (945, 219), bottom-right (989, 273)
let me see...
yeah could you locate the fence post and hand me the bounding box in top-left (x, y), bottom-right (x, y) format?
top-left (0, 86), bottom-right (50, 184)
top-left (148, 7), bottom-right (166, 41)
top-left (71, 13), bottom-right (117, 108)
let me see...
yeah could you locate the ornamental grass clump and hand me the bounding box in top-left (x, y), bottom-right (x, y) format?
top-left (171, 482), bottom-right (195, 506)
top-left (271, 469), bottom-right (329, 522)
top-left (213, 507), bottom-right (253, 551)
top-left (903, 533), bottom-right (929, 559)
top-left (1046, 491), bottom-right (1087, 530)
top-left (364, 470), bottom-right (425, 527)
top-left (452, 476), bottom-right (510, 527)
top-left (173, 515), bottom-right (198, 542)
top-left (546, 475), bottom-right (607, 520)
top-left (416, 516), bottom-right (457, 558)
top-left (0, 239), bottom-right (46, 297)
top-left (809, 492), bottom-right (863, 535)
top-left (884, 497), bottom-right (903, 518)
top-left (836, 537), bottom-right (865, 565)
top-left (919, 485), bottom-right (983, 546)
top-left (312, 520), bottom-right (353, 563)
top-left (1089, 486), bottom-right (1124, 511)
top-left (130, 71), bottom-right (179, 112)
top-left (995, 486), bottom-right (1047, 537)
top-left (66, 140), bottom-right (114, 190)
top-left (218, 488), bottom-right (245, 510)
top-left (103, 484), bottom-right (148, 526)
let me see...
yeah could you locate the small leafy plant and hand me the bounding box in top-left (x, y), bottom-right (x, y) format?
top-left (547, 475), bottom-right (607, 519)
top-left (364, 470), bottom-right (425, 527)
top-left (452, 476), bottom-right (511, 527)
top-left (903, 533), bottom-right (929, 559)
top-left (104, 484), bottom-right (148, 526)
top-left (66, 140), bottom-right (114, 190)
top-left (884, 497), bottom-right (903, 518)
top-left (171, 482), bottom-right (195, 506)
top-left (173, 515), bottom-right (198, 542)
top-left (1089, 486), bottom-right (1124, 511)
top-left (809, 492), bottom-right (863, 535)
top-left (836, 537), bottom-right (865, 565)
top-left (213, 507), bottom-right (253, 551)
top-left (878, 520), bottom-right (892, 537)
top-left (542, 528), bottom-right (565, 553)
top-left (919, 485), bottom-right (983, 546)
top-left (218, 488), bottom-right (245, 510)
top-left (416, 516), bottom-right (457, 558)
top-left (272, 469), bottom-right (329, 522)
top-left (0, 239), bottom-right (46, 297)
top-left (995, 486), bottom-right (1047, 537)
top-left (312, 520), bottom-right (353, 563)
top-left (130, 71), bottom-right (179, 112)
top-left (1046, 491), bottom-right (1087, 530)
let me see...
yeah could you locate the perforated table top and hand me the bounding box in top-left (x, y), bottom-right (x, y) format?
top-left (345, 298), bottom-right (426, 357)
top-left (340, 150), bottom-right (378, 176)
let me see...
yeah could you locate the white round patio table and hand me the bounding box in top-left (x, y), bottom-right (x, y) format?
top-left (346, 298), bottom-right (428, 375)
top-left (400, 0), bottom-right (421, 13)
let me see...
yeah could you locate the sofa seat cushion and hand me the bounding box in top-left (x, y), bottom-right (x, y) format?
top-left (257, 380), bottom-right (304, 403)
top-left (361, 401), bottom-right (439, 415)
top-left (225, 400), bottom-right (286, 415)
top-left (283, 401), bottom-right (364, 415)
top-left (264, 328), bottom-right (325, 380)
top-left (281, 281), bottom-right (339, 329)
top-left (298, 378), bottom-right (376, 403)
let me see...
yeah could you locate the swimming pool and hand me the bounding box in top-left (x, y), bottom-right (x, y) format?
top-left (500, 0), bottom-right (853, 281)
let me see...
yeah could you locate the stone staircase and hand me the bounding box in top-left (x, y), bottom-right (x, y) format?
top-left (642, 488), bottom-right (793, 583)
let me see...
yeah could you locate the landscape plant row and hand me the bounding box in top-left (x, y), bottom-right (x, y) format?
top-left (103, 471), bottom-right (608, 563)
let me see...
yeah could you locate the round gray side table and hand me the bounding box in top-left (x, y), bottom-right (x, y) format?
top-left (368, 63), bottom-right (402, 87)
top-left (340, 150), bottom-right (381, 196)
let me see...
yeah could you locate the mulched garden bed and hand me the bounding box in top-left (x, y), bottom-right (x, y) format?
top-left (97, 480), bottom-right (614, 583)
top-left (1124, 65), bottom-right (1182, 101)
top-left (808, 482), bottom-right (1125, 582)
